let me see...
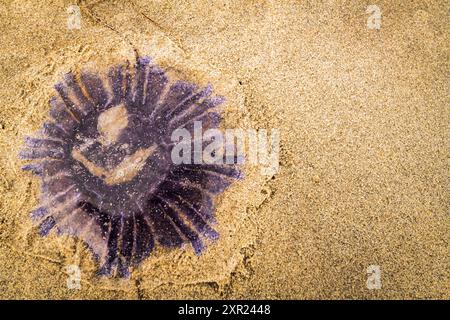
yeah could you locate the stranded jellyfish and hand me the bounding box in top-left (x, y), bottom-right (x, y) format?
top-left (20, 57), bottom-right (241, 277)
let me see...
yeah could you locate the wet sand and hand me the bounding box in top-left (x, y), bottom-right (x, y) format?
top-left (0, 0), bottom-right (448, 299)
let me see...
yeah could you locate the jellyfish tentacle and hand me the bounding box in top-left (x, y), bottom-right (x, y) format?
top-left (38, 216), bottom-right (56, 236)
top-left (166, 84), bottom-right (213, 122)
top-left (132, 212), bottom-right (155, 265)
top-left (132, 56), bottom-right (151, 109)
top-left (80, 72), bottom-right (110, 111)
top-left (157, 180), bottom-right (215, 222)
top-left (98, 215), bottom-right (121, 277)
top-left (108, 64), bottom-right (125, 106)
top-left (155, 195), bottom-right (204, 255)
top-left (118, 213), bottom-right (134, 278)
top-left (62, 72), bottom-right (94, 115)
top-left (145, 199), bottom-right (184, 248)
top-left (143, 66), bottom-right (168, 115)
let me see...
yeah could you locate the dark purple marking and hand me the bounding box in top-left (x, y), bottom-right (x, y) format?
top-left (20, 56), bottom-right (242, 277)
top-left (39, 216), bottom-right (56, 236)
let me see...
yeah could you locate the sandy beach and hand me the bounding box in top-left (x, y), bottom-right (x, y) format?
top-left (0, 0), bottom-right (448, 299)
